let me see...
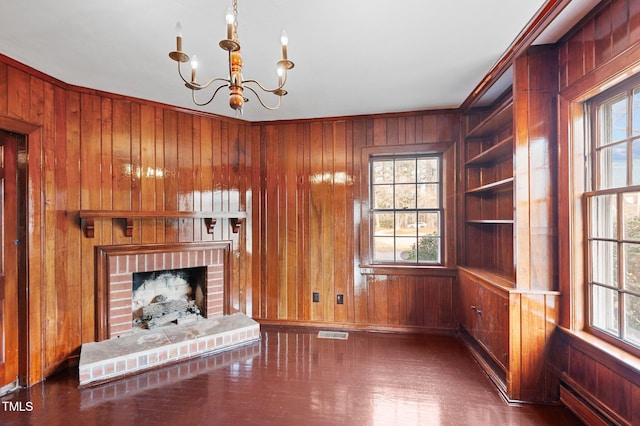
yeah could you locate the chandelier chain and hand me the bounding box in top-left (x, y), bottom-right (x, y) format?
top-left (233, 0), bottom-right (239, 35)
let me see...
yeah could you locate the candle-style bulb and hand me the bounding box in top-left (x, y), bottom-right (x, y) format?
top-left (280, 30), bottom-right (288, 60)
top-left (226, 7), bottom-right (235, 25)
top-left (226, 7), bottom-right (235, 39)
top-left (190, 54), bottom-right (198, 84)
top-left (175, 21), bottom-right (183, 37)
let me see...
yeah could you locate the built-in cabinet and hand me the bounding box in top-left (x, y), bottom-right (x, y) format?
top-left (458, 268), bottom-right (509, 374)
top-left (458, 46), bottom-right (560, 403)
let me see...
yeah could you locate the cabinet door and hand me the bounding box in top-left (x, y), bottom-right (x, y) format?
top-left (458, 273), bottom-right (478, 333)
top-left (477, 286), bottom-right (509, 370)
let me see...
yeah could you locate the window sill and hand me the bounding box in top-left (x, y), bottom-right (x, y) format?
top-left (359, 264), bottom-right (457, 277)
top-left (558, 327), bottom-right (640, 379)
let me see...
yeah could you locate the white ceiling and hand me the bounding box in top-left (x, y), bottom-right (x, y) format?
top-left (0, 0), bottom-right (600, 122)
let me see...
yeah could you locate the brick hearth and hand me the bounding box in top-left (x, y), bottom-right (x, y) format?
top-left (79, 313), bottom-right (260, 387)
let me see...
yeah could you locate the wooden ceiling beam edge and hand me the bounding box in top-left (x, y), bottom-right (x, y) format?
top-left (460, 0), bottom-right (571, 111)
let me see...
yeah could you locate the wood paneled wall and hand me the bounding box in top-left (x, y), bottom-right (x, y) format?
top-left (556, 0), bottom-right (640, 423)
top-left (0, 54), bottom-right (459, 384)
top-left (0, 57), bottom-right (252, 383)
top-left (252, 114), bottom-right (459, 332)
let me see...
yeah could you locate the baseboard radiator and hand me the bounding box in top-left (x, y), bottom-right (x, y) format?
top-left (560, 374), bottom-right (628, 426)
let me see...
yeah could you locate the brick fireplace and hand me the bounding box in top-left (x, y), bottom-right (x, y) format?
top-left (95, 242), bottom-right (231, 340)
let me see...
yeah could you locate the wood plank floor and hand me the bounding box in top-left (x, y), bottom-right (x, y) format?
top-left (0, 327), bottom-right (582, 425)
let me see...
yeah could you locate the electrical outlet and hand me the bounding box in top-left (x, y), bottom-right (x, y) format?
top-left (337, 294), bottom-right (344, 304)
top-left (313, 292), bottom-right (320, 303)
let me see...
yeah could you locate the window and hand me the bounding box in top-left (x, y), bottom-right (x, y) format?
top-left (369, 155), bottom-right (442, 264)
top-left (587, 81), bottom-right (640, 350)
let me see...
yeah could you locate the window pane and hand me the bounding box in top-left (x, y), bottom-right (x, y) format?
top-left (418, 212), bottom-right (440, 236)
top-left (633, 89), bottom-right (640, 136)
top-left (395, 184), bottom-right (416, 209)
top-left (624, 294), bottom-right (640, 346)
top-left (623, 242), bottom-right (640, 293)
top-left (394, 159), bottom-right (416, 183)
top-left (600, 96), bottom-right (628, 146)
top-left (416, 237), bottom-right (440, 263)
top-left (633, 140), bottom-right (640, 185)
top-left (417, 183), bottom-right (439, 209)
top-left (599, 144), bottom-right (627, 189)
top-left (373, 185), bottom-right (393, 209)
top-left (396, 237), bottom-right (416, 262)
top-left (591, 284), bottom-right (619, 334)
top-left (397, 212), bottom-right (417, 235)
top-left (373, 213), bottom-right (394, 236)
top-left (373, 237), bottom-right (395, 262)
top-left (417, 158), bottom-right (439, 182)
top-left (590, 194), bottom-right (617, 239)
top-left (372, 160), bottom-right (393, 184)
top-left (591, 240), bottom-right (618, 287)
top-left (623, 192), bottom-right (640, 241)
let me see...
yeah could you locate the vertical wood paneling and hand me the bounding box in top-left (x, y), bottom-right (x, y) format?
top-left (255, 111), bottom-right (457, 331)
top-left (65, 90), bottom-right (83, 349)
top-left (7, 67), bottom-right (29, 119)
top-left (100, 98), bottom-right (113, 242)
top-left (0, 64), bottom-right (7, 115)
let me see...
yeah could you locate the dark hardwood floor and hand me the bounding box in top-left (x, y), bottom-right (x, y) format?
top-left (0, 327), bottom-right (582, 425)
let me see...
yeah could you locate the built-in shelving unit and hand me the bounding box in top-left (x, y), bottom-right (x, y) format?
top-left (462, 94), bottom-right (515, 285)
top-left (458, 49), bottom-right (560, 404)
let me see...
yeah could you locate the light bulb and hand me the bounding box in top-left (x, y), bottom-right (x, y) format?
top-left (277, 66), bottom-right (285, 78)
top-left (175, 21), bottom-right (183, 37)
top-left (190, 54), bottom-right (198, 84)
top-left (226, 7), bottom-right (235, 25)
top-left (226, 7), bottom-right (235, 39)
top-left (280, 30), bottom-right (288, 60)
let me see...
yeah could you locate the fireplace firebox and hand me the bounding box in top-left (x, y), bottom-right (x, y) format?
top-left (95, 242), bottom-right (231, 340)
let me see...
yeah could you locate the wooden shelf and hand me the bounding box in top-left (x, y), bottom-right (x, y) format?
top-left (78, 210), bottom-right (247, 238)
top-left (467, 100), bottom-right (513, 138)
top-left (466, 177), bottom-right (514, 194)
top-left (466, 137), bottom-right (513, 166)
top-left (458, 266), bottom-right (515, 290)
top-left (466, 219), bottom-right (514, 225)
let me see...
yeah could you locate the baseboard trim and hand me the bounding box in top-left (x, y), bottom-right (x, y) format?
top-left (560, 374), bottom-right (628, 426)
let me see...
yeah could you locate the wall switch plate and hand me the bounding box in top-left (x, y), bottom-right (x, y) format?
top-left (337, 294), bottom-right (344, 304)
top-left (313, 292), bottom-right (320, 303)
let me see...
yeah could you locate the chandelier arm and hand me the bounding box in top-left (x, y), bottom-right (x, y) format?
top-left (191, 84), bottom-right (229, 106)
top-left (195, 77), bottom-right (232, 90)
top-left (177, 61), bottom-right (192, 85)
top-left (243, 85), bottom-right (282, 110)
top-left (177, 61), bottom-right (232, 90)
top-left (243, 71), bottom-right (288, 94)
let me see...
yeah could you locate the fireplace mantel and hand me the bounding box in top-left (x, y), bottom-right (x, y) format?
top-left (78, 210), bottom-right (246, 238)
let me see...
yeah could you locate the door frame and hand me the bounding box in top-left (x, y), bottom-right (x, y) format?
top-left (0, 116), bottom-right (39, 386)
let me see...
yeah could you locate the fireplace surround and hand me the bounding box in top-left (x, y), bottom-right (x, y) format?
top-left (95, 241), bottom-right (231, 340)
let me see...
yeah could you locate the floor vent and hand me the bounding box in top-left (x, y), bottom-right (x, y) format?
top-left (318, 331), bottom-right (349, 340)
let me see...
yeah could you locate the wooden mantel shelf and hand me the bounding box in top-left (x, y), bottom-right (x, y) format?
top-left (78, 210), bottom-right (246, 238)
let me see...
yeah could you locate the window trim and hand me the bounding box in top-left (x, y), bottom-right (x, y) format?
top-left (359, 142), bottom-right (456, 272)
top-left (370, 153), bottom-right (443, 265)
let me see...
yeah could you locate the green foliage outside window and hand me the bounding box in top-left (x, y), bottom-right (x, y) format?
top-left (407, 235), bottom-right (439, 262)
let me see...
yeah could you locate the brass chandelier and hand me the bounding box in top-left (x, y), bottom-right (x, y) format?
top-left (168, 0), bottom-right (294, 112)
